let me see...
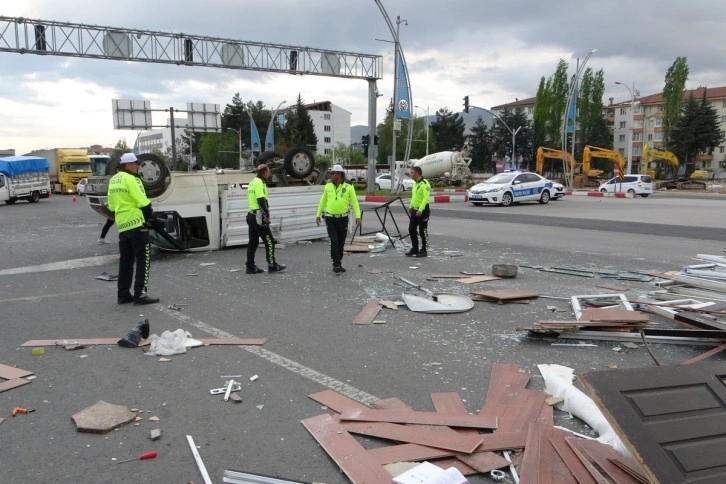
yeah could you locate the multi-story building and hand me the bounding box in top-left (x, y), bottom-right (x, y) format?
top-left (611, 86), bottom-right (726, 175)
top-left (280, 101), bottom-right (351, 156)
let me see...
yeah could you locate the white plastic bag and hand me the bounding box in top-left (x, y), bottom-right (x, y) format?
top-left (145, 329), bottom-right (203, 356)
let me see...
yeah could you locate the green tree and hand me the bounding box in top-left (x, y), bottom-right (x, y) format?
top-left (670, 90), bottom-right (725, 164)
top-left (198, 132), bottom-right (240, 168)
top-left (282, 93), bottom-right (317, 151)
top-left (532, 59), bottom-right (570, 149)
top-left (110, 139), bottom-right (131, 161)
top-left (468, 117), bottom-right (494, 172)
top-left (314, 142), bottom-right (366, 166)
top-left (578, 68), bottom-right (611, 151)
top-left (430, 107), bottom-right (466, 153)
top-left (662, 56), bottom-right (689, 147)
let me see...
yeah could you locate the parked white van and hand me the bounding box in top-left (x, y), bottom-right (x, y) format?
top-left (598, 174), bottom-right (653, 197)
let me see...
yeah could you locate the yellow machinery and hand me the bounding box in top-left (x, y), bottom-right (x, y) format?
top-left (642, 144), bottom-right (678, 179)
top-left (642, 144), bottom-right (707, 189)
top-left (582, 146), bottom-right (626, 180)
top-left (535, 147), bottom-right (578, 175)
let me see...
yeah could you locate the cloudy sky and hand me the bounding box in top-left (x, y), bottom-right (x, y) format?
top-left (2, 1), bottom-right (725, 155)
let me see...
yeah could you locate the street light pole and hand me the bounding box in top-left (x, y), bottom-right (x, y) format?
top-left (415, 105), bottom-right (429, 156)
top-left (615, 81), bottom-right (636, 175)
top-left (227, 128), bottom-right (242, 170)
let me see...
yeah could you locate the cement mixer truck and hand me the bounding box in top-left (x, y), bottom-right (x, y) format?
top-left (396, 147), bottom-right (473, 186)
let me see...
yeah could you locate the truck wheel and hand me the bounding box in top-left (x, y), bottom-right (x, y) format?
top-left (30, 191), bottom-right (41, 203)
top-left (256, 151), bottom-right (282, 167)
top-left (136, 153), bottom-right (169, 192)
top-left (284, 148), bottom-right (315, 179)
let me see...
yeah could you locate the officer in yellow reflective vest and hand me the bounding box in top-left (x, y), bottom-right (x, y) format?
top-left (107, 153), bottom-right (160, 305)
top-left (316, 164), bottom-right (361, 273)
top-left (246, 164), bottom-right (285, 274)
top-left (405, 166), bottom-right (431, 257)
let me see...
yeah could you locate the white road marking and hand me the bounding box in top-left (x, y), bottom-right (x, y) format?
top-left (0, 255), bottom-right (118, 276)
top-left (156, 305), bottom-right (380, 405)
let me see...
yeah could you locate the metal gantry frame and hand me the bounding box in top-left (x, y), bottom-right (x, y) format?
top-left (0, 16), bottom-right (382, 80)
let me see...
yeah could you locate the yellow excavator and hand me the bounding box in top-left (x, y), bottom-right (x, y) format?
top-left (535, 147), bottom-right (578, 176)
top-left (582, 146), bottom-right (626, 181)
top-left (642, 144), bottom-right (707, 190)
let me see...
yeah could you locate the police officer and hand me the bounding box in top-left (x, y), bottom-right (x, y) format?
top-left (316, 164), bottom-right (361, 273)
top-left (107, 153), bottom-right (160, 305)
top-left (405, 166), bottom-right (431, 257)
top-left (246, 163), bottom-right (285, 274)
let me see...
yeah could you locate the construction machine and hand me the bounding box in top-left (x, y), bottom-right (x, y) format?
top-left (641, 144), bottom-right (707, 190)
top-left (535, 147), bottom-right (578, 178)
top-left (582, 146), bottom-right (626, 184)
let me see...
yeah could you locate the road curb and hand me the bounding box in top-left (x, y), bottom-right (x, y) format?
top-left (359, 195), bottom-right (469, 204)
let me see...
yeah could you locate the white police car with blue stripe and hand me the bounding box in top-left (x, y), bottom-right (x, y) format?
top-left (467, 171), bottom-right (562, 207)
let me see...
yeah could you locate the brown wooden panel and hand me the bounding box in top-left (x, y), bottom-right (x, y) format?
top-left (307, 390), bottom-right (368, 413)
top-left (519, 424), bottom-right (579, 484)
top-left (567, 438), bottom-right (644, 484)
top-left (580, 362), bottom-right (726, 483)
top-left (352, 301), bottom-right (381, 325)
top-left (456, 451), bottom-right (510, 473)
top-left (0, 363), bottom-right (33, 379)
top-left (340, 408), bottom-right (497, 430)
top-left (367, 443), bottom-right (457, 465)
top-left (430, 392), bottom-right (479, 436)
top-left (0, 378), bottom-right (31, 393)
top-left (341, 421), bottom-right (483, 453)
top-left (300, 414), bottom-right (391, 484)
top-left (549, 437), bottom-right (599, 484)
top-left (580, 308), bottom-right (649, 323)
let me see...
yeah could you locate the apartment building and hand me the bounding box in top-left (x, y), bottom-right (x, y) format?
top-left (280, 101), bottom-right (351, 155)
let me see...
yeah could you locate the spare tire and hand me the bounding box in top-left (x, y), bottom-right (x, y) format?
top-left (256, 150), bottom-right (283, 168)
top-left (284, 148), bottom-right (315, 179)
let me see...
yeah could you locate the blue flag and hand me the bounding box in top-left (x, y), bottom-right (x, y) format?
top-left (250, 117), bottom-right (261, 153)
top-left (395, 56), bottom-right (411, 120)
top-left (265, 118), bottom-right (275, 151)
top-left (565, 88), bottom-right (577, 134)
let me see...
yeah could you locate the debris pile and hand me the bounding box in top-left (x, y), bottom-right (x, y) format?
top-left (301, 363), bottom-right (648, 483)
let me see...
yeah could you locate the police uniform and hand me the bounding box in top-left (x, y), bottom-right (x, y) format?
top-left (246, 173), bottom-right (284, 273)
top-left (316, 175), bottom-right (361, 272)
top-left (107, 157), bottom-right (156, 304)
top-left (407, 177), bottom-right (431, 257)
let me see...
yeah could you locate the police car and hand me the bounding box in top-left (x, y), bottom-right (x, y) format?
top-left (467, 171), bottom-right (562, 206)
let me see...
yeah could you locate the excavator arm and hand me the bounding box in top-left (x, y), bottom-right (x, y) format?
top-left (583, 146), bottom-right (625, 180)
top-left (642, 144), bottom-right (679, 178)
top-left (535, 147), bottom-right (577, 175)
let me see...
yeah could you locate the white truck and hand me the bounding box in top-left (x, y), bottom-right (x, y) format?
top-left (0, 156), bottom-right (52, 204)
top-left (87, 167), bottom-right (328, 251)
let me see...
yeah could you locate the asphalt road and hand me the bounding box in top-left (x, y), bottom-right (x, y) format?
top-left (1, 192), bottom-right (724, 483)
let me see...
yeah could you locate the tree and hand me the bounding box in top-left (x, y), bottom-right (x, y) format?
top-left (314, 142), bottom-right (366, 166)
top-left (198, 132), bottom-right (240, 169)
top-left (669, 89), bottom-right (725, 164)
top-left (578, 68), bottom-right (611, 150)
top-left (662, 56), bottom-right (689, 147)
top-left (429, 108), bottom-right (466, 153)
top-left (532, 59), bottom-right (569, 149)
top-left (468, 117), bottom-right (494, 172)
top-left (110, 139), bottom-right (132, 161)
top-left (282, 93), bottom-right (317, 151)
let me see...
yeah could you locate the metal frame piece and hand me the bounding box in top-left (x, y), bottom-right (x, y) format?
top-left (570, 293), bottom-right (633, 320)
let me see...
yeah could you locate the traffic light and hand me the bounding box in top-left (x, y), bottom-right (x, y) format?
top-left (463, 95), bottom-right (469, 113)
top-left (361, 135), bottom-right (370, 157)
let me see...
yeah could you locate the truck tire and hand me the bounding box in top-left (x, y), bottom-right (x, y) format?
top-left (106, 154), bottom-right (170, 198)
top-left (30, 191), bottom-right (41, 203)
top-left (256, 151), bottom-right (283, 167)
top-left (284, 148), bottom-right (315, 179)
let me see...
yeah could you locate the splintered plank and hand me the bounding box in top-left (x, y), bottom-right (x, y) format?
top-left (479, 364), bottom-right (530, 415)
top-left (308, 390), bottom-right (368, 413)
top-left (568, 438), bottom-right (647, 483)
top-left (549, 437), bottom-right (599, 484)
top-left (0, 378), bottom-right (32, 393)
top-left (367, 443), bottom-right (458, 465)
top-left (457, 451), bottom-right (511, 473)
top-left (339, 408), bottom-right (497, 430)
top-left (342, 421), bottom-right (484, 453)
top-left (470, 289), bottom-right (540, 304)
top-left (301, 414), bottom-right (391, 484)
top-left (343, 244), bottom-right (371, 253)
top-left (496, 389), bottom-right (548, 433)
top-left (579, 308), bottom-right (649, 323)
top-left (0, 363), bottom-right (33, 380)
top-left (520, 424), bottom-right (580, 484)
top-left (352, 300), bottom-right (382, 325)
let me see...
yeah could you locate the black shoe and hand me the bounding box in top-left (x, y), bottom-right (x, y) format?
top-left (133, 295), bottom-right (160, 306)
top-left (405, 249), bottom-right (418, 257)
top-left (414, 251), bottom-right (428, 258)
top-left (246, 266), bottom-right (264, 274)
top-left (338, 266), bottom-right (347, 273)
top-left (333, 264), bottom-right (342, 273)
top-left (268, 263), bottom-right (286, 273)
top-left (117, 295), bottom-right (134, 305)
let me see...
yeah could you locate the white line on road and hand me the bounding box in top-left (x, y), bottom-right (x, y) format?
top-left (156, 305), bottom-right (381, 405)
top-left (0, 254), bottom-right (118, 276)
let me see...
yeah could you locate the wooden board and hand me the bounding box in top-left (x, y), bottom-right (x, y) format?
top-left (579, 362), bottom-right (726, 484)
top-left (301, 414), bottom-right (391, 484)
top-left (454, 275), bottom-right (501, 284)
top-left (352, 300), bottom-right (382, 325)
top-left (470, 289), bottom-right (540, 303)
top-left (339, 408), bottom-right (497, 430)
top-left (0, 363), bottom-right (33, 380)
top-left (579, 308), bottom-right (649, 323)
top-left (343, 244), bottom-right (371, 253)
top-left (342, 421), bottom-right (484, 453)
top-left (0, 378), bottom-right (32, 393)
top-left (21, 338), bottom-right (266, 347)
top-left (367, 443), bottom-right (457, 465)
